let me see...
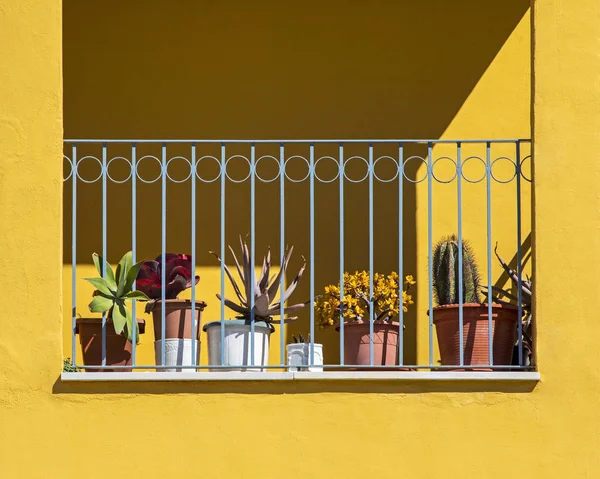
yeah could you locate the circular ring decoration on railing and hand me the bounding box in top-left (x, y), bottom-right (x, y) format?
top-left (195, 155), bottom-right (222, 183)
top-left (314, 156), bottom-right (340, 183)
top-left (343, 156), bottom-right (370, 183)
top-left (76, 156), bottom-right (104, 184)
top-left (254, 155), bottom-right (281, 183)
top-left (225, 155), bottom-right (252, 183)
top-left (461, 156), bottom-right (487, 184)
top-left (63, 155), bottom-right (74, 181)
top-left (166, 156), bottom-right (193, 183)
top-left (106, 156), bottom-right (134, 184)
top-left (520, 155), bottom-right (532, 183)
top-left (431, 156), bottom-right (458, 184)
top-left (373, 155), bottom-right (400, 183)
top-left (135, 155), bottom-right (164, 184)
top-left (491, 156), bottom-right (517, 184)
top-left (284, 155), bottom-right (311, 183)
top-left (402, 156), bottom-right (428, 184)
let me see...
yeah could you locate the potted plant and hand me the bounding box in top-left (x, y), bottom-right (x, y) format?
top-left (286, 334), bottom-right (323, 372)
top-left (136, 253), bottom-right (206, 372)
top-left (315, 271), bottom-right (415, 367)
top-left (430, 235), bottom-right (520, 369)
top-left (204, 236), bottom-right (308, 371)
top-left (482, 244), bottom-right (533, 367)
top-left (77, 251), bottom-right (148, 372)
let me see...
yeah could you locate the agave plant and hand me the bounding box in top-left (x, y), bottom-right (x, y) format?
top-left (136, 253), bottom-right (199, 313)
top-left (432, 235), bottom-right (481, 306)
top-left (210, 236), bottom-right (308, 323)
top-left (85, 251), bottom-right (149, 343)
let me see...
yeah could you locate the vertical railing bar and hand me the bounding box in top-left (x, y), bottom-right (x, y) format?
top-left (161, 142), bottom-right (167, 367)
top-left (191, 142), bottom-right (197, 369)
top-left (398, 142), bottom-right (404, 366)
top-left (279, 143), bottom-right (285, 368)
top-left (131, 142), bottom-right (137, 365)
top-left (516, 141), bottom-right (523, 366)
top-left (457, 142), bottom-right (464, 367)
top-left (309, 143), bottom-right (315, 367)
top-left (71, 143), bottom-right (77, 366)
top-left (250, 143), bottom-right (256, 367)
top-left (101, 142), bottom-right (107, 368)
top-left (220, 143), bottom-right (226, 367)
top-left (428, 142), bottom-right (434, 367)
top-left (339, 143), bottom-right (345, 366)
top-left (368, 143), bottom-right (374, 367)
top-left (486, 142), bottom-right (494, 366)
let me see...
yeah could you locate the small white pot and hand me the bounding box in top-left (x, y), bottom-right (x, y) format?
top-left (203, 320), bottom-right (274, 372)
top-left (154, 339), bottom-right (199, 373)
top-left (286, 343), bottom-right (324, 372)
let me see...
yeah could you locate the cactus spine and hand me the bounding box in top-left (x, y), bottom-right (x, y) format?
top-left (432, 235), bottom-right (481, 306)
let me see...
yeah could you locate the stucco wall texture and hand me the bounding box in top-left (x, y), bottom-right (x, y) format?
top-left (1, 1), bottom-right (600, 478)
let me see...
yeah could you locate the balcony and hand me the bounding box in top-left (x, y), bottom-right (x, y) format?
top-left (61, 138), bottom-right (534, 379)
top-left (60, 1), bottom-right (534, 380)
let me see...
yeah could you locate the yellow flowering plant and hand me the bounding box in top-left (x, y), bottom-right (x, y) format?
top-left (314, 271), bottom-right (415, 328)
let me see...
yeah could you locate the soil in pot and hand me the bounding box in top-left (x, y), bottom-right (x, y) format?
top-left (76, 318), bottom-right (145, 372)
top-left (430, 303), bottom-right (519, 370)
top-left (336, 321), bottom-right (411, 370)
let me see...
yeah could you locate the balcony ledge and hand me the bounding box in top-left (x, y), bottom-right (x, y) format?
top-left (61, 371), bottom-right (540, 382)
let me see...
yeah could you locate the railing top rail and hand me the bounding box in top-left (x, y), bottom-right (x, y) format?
top-left (63, 138), bottom-right (532, 144)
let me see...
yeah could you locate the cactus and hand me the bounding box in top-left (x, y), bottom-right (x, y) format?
top-left (432, 235), bottom-right (481, 306)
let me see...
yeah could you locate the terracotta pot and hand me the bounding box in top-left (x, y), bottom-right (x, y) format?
top-left (430, 303), bottom-right (519, 370)
top-left (76, 318), bottom-right (146, 372)
top-left (150, 299), bottom-right (207, 341)
top-left (336, 321), bottom-right (403, 368)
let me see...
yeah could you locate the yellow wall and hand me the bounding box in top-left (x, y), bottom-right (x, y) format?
top-left (3, 0), bottom-right (600, 478)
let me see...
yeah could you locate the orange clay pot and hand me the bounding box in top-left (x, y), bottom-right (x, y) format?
top-left (76, 318), bottom-right (145, 372)
top-left (150, 299), bottom-right (206, 341)
top-left (336, 321), bottom-right (413, 370)
top-left (430, 303), bottom-right (519, 370)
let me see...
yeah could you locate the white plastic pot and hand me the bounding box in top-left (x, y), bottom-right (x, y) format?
top-left (286, 343), bottom-right (324, 372)
top-left (203, 320), bottom-right (274, 372)
top-left (154, 339), bottom-right (199, 373)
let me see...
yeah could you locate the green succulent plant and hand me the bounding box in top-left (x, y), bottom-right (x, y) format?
top-left (432, 235), bottom-right (481, 306)
top-left (62, 358), bottom-right (79, 372)
top-left (293, 333), bottom-right (310, 344)
top-left (85, 251), bottom-right (149, 343)
top-left (210, 235), bottom-right (308, 323)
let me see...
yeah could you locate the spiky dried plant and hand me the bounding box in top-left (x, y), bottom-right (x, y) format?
top-left (210, 236), bottom-right (308, 323)
top-left (482, 243), bottom-right (533, 365)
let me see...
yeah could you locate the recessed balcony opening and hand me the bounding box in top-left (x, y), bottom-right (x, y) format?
top-left (62, 0), bottom-right (533, 376)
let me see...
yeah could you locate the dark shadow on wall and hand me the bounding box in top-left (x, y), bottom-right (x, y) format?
top-left (52, 376), bottom-right (538, 395)
top-left (62, 0), bottom-right (530, 364)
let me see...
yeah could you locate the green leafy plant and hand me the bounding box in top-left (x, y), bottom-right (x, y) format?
top-left (62, 358), bottom-right (79, 372)
top-left (210, 235), bottom-right (308, 322)
top-left (432, 235), bottom-right (481, 306)
top-left (85, 251), bottom-right (149, 343)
